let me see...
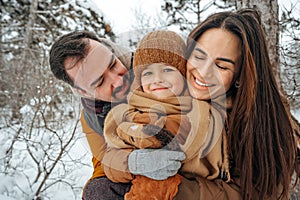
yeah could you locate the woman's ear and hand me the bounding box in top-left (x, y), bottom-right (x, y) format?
top-left (234, 81), bottom-right (240, 88)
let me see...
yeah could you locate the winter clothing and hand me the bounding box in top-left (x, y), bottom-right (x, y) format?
top-left (103, 90), bottom-right (192, 200)
top-left (79, 89), bottom-right (234, 199)
top-left (80, 98), bottom-right (111, 136)
top-left (125, 174), bottom-right (182, 200)
top-left (133, 30), bottom-right (186, 74)
top-left (80, 101), bottom-right (135, 198)
top-left (102, 96), bottom-right (231, 198)
top-left (82, 176), bottom-right (131, 200)
top-left (128, 148), bottom-right (185, 181)
top-left (174, 176), bottom-right (241, 200)
top-left (104, 90), bottom-right (192, 150)
top-left (180, 97), bottom-right (230, 182)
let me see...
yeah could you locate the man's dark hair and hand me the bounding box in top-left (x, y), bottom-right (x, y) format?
top-left (49, 31), bottom-right (101, 86)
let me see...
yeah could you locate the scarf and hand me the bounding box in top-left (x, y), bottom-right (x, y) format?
top-left (81, 97), bottom-right (111, 116)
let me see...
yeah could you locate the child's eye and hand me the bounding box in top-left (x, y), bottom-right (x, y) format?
top-left (142, 71), bottom-right (152, 77)
top-left (163, 68), bottom-right (175, 72)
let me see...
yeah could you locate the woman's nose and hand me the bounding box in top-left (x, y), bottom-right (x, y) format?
top-left (200, 59), bottom-right (214, 79)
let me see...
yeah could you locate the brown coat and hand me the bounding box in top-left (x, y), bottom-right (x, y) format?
top-left (102, 94), bottom-right (230, 183)
top-left (80, 111), bottom-right (106, 179)
top-left (180, 99), bottom-right (230, 181)
top-left (174, 176), bottom-right (241, 200)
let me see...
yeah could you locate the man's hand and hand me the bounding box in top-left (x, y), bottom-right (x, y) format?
top-left (128, 149), bottom-right (185, 180)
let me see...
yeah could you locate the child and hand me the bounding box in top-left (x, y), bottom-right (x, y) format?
top-left (103, 30), bottom-right (230, 199)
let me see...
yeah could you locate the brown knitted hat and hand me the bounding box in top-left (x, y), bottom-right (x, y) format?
top-left (131, 30), bottom-right (186, 91)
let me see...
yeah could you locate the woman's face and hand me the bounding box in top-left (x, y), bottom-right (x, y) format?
top-left (186, 28), bottom-right (241, 100)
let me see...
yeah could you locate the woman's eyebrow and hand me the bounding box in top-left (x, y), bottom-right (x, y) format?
top-left (194, 47), bottom-right (207, 56)
top-left (90, 54), bottom-right (115, 87)
top-left (195, 47), bottom-right (235, 65)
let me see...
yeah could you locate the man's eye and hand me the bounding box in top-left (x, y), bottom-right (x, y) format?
top-left (96, 78), bottom-right (104, 87)
top-left (109, 60), bottom-right (117, 70)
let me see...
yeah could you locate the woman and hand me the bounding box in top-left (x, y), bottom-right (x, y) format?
top-left (178, 8), bottom-right (299, 199)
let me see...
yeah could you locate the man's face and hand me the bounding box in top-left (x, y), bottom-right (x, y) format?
top-left (65, 39), bottom-right (131, 102)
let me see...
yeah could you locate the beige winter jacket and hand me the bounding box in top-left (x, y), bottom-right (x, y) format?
top-left (102, 94), bottom-right (230, 183)
top-left (104, 90), bottom-right (192, 149)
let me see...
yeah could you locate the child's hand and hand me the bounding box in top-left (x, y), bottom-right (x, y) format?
top-left (128, 149), bottom-right (185, 180)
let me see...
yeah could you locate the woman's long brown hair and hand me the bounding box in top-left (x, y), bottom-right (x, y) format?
top-left (186, 8), bottom-right (297, 199)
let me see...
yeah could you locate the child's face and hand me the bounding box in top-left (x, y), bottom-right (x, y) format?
top-left (141, 63), bottom-right (185, 98)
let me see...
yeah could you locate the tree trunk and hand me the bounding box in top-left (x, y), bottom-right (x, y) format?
top-left (12, 0), bottom-right (39, 120)
top-left (0, 1), bottom-right (4, 85)
top-left (23, 0), bottom-right (38, 60)
top-left (0, 8), bottom-right (3, 83)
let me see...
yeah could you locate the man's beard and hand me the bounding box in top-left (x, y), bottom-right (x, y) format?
top-left (111, 73), bottom-right (131, 102)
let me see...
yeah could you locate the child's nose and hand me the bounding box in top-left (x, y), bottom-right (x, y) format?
top-left (153, 73), bottom-right (164, 83)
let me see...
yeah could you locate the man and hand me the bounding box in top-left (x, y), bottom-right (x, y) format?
top-left (49, 31), bottom-right (185, 199)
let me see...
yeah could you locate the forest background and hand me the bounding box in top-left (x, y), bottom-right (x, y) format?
top-left (0, 0), bottom-right (299, 199)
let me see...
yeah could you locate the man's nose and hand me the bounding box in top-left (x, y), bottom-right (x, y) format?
top-left (110, 73), bottom-right (124, 88)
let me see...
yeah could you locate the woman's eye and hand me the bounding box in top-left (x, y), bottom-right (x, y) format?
top-left (194, 55), bottom-right (206, 60)
top-left (216, 64), bottom-right (227, 70)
